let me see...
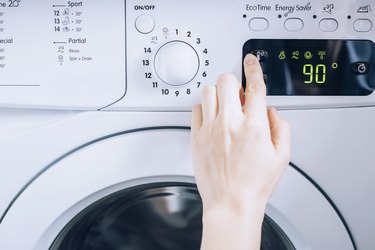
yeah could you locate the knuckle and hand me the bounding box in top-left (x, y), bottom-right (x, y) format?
top-left (218, 73), bottom-right (236, 82)
top-left (246, 78), bottom-right (266, 95)
top-left (244, 119), bottom-right (268, 139)
top-left (245, 118), bottom-right (263, 131)
top-left (201, 85), bottom-right (216, 98)
top-left (217, 73), bottom-right (238, 88)
top-left (216, 114), bottom-right (230, 128)
top-left (216, 125), bottom-right (232, 143)
top-left (245, 119), bottom-right (267, 139)
top-left (246, 60), bottom-right (263, 73)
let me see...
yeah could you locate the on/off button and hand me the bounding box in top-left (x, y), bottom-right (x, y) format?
top-left (135, 15), bottom-right (155, 34)
top-left (352, 62), bottom-right (370, 74)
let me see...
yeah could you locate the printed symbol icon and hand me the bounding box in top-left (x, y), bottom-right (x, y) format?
top-left (332, 63), bottom-right (339, 69)
top-left (251, 50), bottom-right (268, 61)
top-left (357, 4), bottom-right (371, 13)
top-left (318, 51), bottom-right (326, 60)
top-left (62, 16), bottom-right (70, 26)
top-left (58, 55), bottom-right (64, 65)
top-left (63, 26), bottom-right (70, 32)
top-left (304, 51), bottom-right (313, 60)
top-left (63, 8), bottom-right (70, 15)
top-left (163, 27), bottom-right (169, 38)
top-left (357, 64), bottom-right (367, 73)
top-left (256, 50), bottom-right (267, 57)
top-left (292, 51), bottom-right (300, 60)
top-left (151, 36), bottom-right (158, 44)
top-left (57, 46), bottom-right (65, 53)
top-left (323, 4), bottom-right (334, 14)
top-left (278, 51), bottom-right (286, 60)
top-left (352, 62), bottom-right (369, 74)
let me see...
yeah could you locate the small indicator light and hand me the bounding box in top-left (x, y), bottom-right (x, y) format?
top-left (278, 51), bottom-right (286, 60)
top-left (318, 51), bottom-right (326, 60)
top-left (304, 51), bottom-right (313, 60)
top-left (292, 51), bottom-right (300, 60)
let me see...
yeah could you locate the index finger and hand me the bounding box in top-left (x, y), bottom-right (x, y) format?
top-left (243, 54), bottom-right (267, 118)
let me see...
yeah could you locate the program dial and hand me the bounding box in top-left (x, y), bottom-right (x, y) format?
top-left (154, 41), bottom-right (200, 86)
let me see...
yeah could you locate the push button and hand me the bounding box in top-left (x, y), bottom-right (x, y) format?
top-left (135, 15), bottom-right (155, 34)
top-left (251, 50), bottom-right (268, 62)
top-left (352, 62), bottom-right (370, 74)
top-left (353, 19), bottom-right (372, 32)
top-left (249, 18), bottom-right (269, 31)
top-left (284, 18), bottom-right (304, 31)
top-left (319, 18), bottom-right (338, 32)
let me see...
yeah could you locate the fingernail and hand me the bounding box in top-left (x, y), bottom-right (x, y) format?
top-left (245, 54), bottom-right (255, 65)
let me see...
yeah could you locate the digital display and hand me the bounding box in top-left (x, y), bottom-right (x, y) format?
top-left (242, 40), bottom-right (375, 96)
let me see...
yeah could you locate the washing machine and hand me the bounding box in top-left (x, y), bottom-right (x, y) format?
top-left (0, 0), bottom-right (374, 249)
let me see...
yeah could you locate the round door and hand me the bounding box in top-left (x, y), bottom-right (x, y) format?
top-left (0, 128), bottom-right (354, 250)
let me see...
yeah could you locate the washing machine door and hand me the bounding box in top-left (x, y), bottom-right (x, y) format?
top-left (0, 128), bottom-right (354, 250)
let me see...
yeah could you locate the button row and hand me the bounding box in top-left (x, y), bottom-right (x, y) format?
top-left (134, 15), bottom-right (373, 34)
top-left (249, 17), bottom-right (373, 32)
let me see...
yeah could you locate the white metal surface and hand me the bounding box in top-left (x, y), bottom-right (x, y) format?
top-left (1, 108), bottom-right (374, 248)
top-left (0, 129), bottom-right (353, 250)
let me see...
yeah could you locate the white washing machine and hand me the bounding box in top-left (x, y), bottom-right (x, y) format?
top-left (0, 0), bottom-right (374, 249)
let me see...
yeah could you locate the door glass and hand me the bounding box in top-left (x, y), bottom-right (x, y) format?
top-left (50, 184), bottom-right (295, 250)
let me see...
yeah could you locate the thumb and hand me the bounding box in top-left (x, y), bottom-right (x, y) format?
top-left (267, 107), bottom-right (291, 162)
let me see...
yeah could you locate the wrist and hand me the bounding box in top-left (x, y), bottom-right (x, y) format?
top-left (202, 192), bottom-right (268, 217)
top-left (200, 199), bottom-right (267, 250)
top-left (202, 197), bottom-right (267, 226)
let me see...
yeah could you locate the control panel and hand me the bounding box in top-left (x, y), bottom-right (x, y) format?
top-left (242, 40), bottom-right (375, 96)
top-left (0, 0), bottom-right (374, 110)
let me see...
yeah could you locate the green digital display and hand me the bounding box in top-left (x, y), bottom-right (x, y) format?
top-left (303, 64), bottom-right (327, 84)
top-left (275, 48), bottom-right (339, 86)
top-left (242, 39), bottom-right (375, 96)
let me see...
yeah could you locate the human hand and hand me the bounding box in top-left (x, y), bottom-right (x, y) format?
top-left (191, 54), bottom-right (291, 250)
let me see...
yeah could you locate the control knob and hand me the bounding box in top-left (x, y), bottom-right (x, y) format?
top-left (154, 41), bottom-right (200, 86)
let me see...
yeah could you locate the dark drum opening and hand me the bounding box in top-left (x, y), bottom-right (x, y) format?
top-left (50, 183), bottom-right (295, 250)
